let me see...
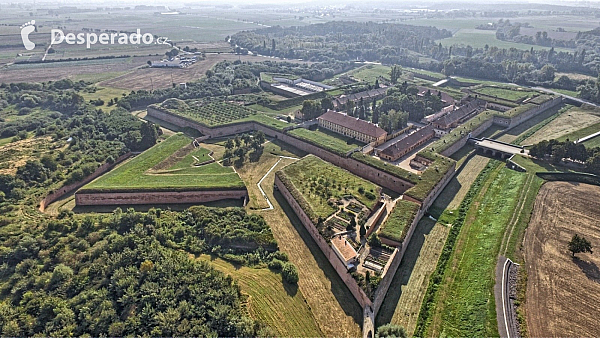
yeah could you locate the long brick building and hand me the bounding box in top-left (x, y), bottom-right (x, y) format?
top-left (378, 124), bottom-right (436, 161)
top-left (317, 110), bottom-right (387, 144)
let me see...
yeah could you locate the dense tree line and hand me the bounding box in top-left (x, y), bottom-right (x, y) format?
top-left (0, 206), bottom-right (288, 336)
top-left (230, 21), bottom-right (600, 96)
top-left (528, 138), bottom-right (600, 175)
top-left (0, 82), bottom-right (159, 203)
top-left (231, 21), bottom-right (452, 62)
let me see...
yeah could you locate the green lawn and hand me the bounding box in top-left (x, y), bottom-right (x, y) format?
top-left (378, 200), bottom-right (420, 243)
top-left (79, 86), bottom-right (129, 109)
top-left (289, 127), bottom-right (364, 155)
top-left (431, 167), bottom-right (526, 337)
top-left (347, 64), bottom-right (391, 83)
top-left (511, 154), bottom-right (575, 174)
top-left (82, 133), bottom-right (244, 192)
top-left (168, 147), bottom-right (212, 170)
top-left (279, 155), bottom-right (380, 220)
top-left (558, 122), bottom-right (600, 144)
top-left (472, 86), bottom-right (533, 102)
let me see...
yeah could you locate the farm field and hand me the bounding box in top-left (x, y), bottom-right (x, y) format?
top-left (288, 127), bottom-right (365, 155)
top-left (100, 53), bottom-right (311, 90)
top-left (0, 56), bottom-right (150, 84)
top-left (525, 182), bottom-right (600, 337)
top-left (404, 17), bottom-right (576, 52)
top-left (523, 107), bottom-right (600, 144)
top-left (424, 166), bottom-right (526, 338)
top-left (82, 133), bottom-right (244, 192)
top-left (197, 255), bottom-right (322, 337)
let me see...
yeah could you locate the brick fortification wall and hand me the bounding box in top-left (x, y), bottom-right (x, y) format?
top-left (274, 174), bottom-right (373, 310)
top-left (372, 205), bottom-right (425, 314)
top-left (440, 117), bottom-right (494, 158)
top-left (148, 107), bottom-right (415, 194)
top-left (494, 96), bottom-right (563, 130)
top-left (75, 189), bottom-right (248, 206)
top-left (39, 152), bottom-right (133, 211)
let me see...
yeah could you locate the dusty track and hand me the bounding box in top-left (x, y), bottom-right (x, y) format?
top-left (525, 181), bottom-right (600, 337)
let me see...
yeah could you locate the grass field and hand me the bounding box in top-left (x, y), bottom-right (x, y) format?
top-left (511, 154), bottom-right (575, 174)
top-left (378, 200), bottom-right (420, 243)
top-left (79, 86), bottom-right (129, 109)
top-left (280, 155), bottom-right (380, 219)
top-left (82, 133), bottom-right (244, 192)
top-left (425, 165), bottom-right (526, 337)
top-left (347, 64), bottom-right (391, 83)
top-left (0, 135), bottom-right (56, 175)
top-left (376, 149), bottom-right (488, 334)
top-left (472, 86), bottom-right (534, 102)
top-left (288, 127), bottom-right (364, 155)
top-left (249, 156), bottom-right (362, 336)
top-left (523, 107), bottom-right (600, 145)
top-left (197, 255), bottom-right (322, 337)
top-left (234, 140), bottom-right (305, 210)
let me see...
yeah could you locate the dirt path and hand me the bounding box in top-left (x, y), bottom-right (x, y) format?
top-left (524, 181), bottom-right (600, 337)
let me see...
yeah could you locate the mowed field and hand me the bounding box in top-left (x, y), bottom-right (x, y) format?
top-left (218, 140), bottom-right (360, 336)
top-left (525, 181), bottom-right (600, 337)
top-left (376, 151), bottom-right (488, 334)
top-left (197, 255), bottom-right (322, 337)
top-left (82, 133), bottom-right (244, 191)
top-left (425, 166), bottom-right (526, 337)
top-left (250, 157), bottom-right (363, 336)
top-left (376, 217), bottom-right (450, 333)
top-left (523, 107), bottom-right (600, 144)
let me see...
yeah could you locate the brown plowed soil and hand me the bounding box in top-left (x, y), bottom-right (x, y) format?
top-left (525, 181), bottom-right (600, 337)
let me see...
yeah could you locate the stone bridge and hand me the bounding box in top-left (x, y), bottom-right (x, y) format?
top-left (471, 137), bottom-right (527, 159)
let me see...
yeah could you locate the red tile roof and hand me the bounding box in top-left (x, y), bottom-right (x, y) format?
top-left (318, 110), bottom-right (387, 139)
top-left (380, 124), bottom-right (435, 158)
top-left (331, 235), bottom-right (357, 262)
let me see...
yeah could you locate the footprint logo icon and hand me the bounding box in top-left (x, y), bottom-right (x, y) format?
top-left (20, 20), bottom-right (36, 51)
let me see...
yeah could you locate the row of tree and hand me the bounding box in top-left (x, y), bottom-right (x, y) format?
top-left (528, 138), bottom-right (600, 175)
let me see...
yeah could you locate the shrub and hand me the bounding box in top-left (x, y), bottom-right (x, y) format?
top-left (282, 262), bottom-right (299, 284)
top-left (268, 259), bottom-right (283, 271)
top-left (271, 251), bottom-right (289, 262)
